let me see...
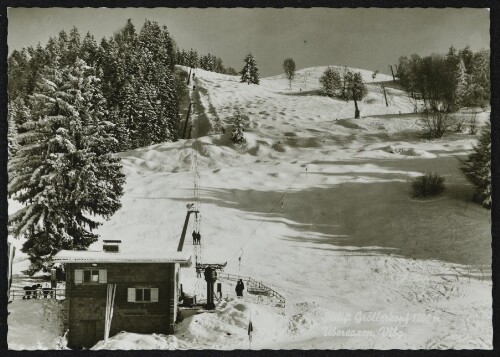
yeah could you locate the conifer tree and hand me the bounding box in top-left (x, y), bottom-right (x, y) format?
top-left (98, 37), bottom-right (123, 110)
top-left (8, 59), bottom-right (125, 271)
top-left (470, 50), bottom-right (490, 107)
top-left (7, 102), bottom-right (18, 158)
top-left (26, 44), bottom-right (49, 97)
top-left (66, 26), bottom-right (81, 64)
top-left (231, 110), bottom-right (246, 143)
top-left (10, 97), bottom-right (30, 129)
top-left (456, 59), bottom-right (469, 105)
top-left (8, 49), bottom-right (30, 100)
top-left (214, 57), bottom-right (224, 73)
top-left (45, 37), bottom-right (60, 65)
top-left (460, 122), bottom-right (491, 208)
top-left (240, 53), bottom-right (260, 85)
top-left (56, 30), bottom-right (70, 65)
top-left (80, 32), bottom-right (99, 68)
top-left (187, 49), bottom-right (199, 68)
top-left (445, 46), bottom-right (460, 72)
top-left (283, 58), bottom-right (296, 90)
top-left (459, 45), bottom-right (474, 75)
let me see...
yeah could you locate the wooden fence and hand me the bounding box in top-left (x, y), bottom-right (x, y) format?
top-left (8, 288), bottom-right (66, 301)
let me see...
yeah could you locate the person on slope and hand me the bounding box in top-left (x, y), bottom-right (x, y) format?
top-left (235, 279), bottom-right (245, 297)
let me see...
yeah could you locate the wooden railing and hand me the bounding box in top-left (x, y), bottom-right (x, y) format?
top-left (217, 273), bottom-right (285, 306)
top-left (8, 288), bottom-right (66, 301)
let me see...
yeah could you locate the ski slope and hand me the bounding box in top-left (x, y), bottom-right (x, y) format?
top-left (8, 66), bottom-right (492, 350)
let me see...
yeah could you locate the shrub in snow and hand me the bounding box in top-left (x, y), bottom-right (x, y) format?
top-left (421, 109), bottom-right (453, 139)
top-left (410, 173), bottom-right (445, 198)
top-left (460, 122), bottom-right (491, 209)
top-left (453, 115), bottom-right (468, 133)
top-left (344, 71), bottom-right (368, 119)
top-left (319, 66), bottom-right (342, 98)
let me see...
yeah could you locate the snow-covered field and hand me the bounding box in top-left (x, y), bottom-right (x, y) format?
top-left (8, 66), bottom-right (492, 349)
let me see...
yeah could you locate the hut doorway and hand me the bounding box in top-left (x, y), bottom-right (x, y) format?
top-left (81, 320), bottom-right (97, 348)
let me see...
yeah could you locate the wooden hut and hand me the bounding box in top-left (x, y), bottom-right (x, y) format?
top-left (52, 240), bottom-right (191, 349)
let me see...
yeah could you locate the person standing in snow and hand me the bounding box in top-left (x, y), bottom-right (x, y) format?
top-left (196, 232), bottom-right (201, 245)
top-left (192, 230), bottom-right (197, 245)
top-left (236, 279), bottom-right (245, 297)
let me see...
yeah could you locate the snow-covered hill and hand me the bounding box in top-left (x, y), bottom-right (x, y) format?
top-left (9, 66), bottom-right (491, 350)
top-left (193, 66), bottom-right (416, 136)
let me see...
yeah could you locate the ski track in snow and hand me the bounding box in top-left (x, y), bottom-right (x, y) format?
top-left (9, 66), bottom-right (492, 350)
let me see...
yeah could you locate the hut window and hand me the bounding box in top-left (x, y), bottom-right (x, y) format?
top-left (84, 270), bottom-right (99, 283)
top-left (127, 287), bottom-right (159, 303)
top-left (136, 288), bottom-right (150, 302)
top-left (75, 269), bottom-right (107, 284)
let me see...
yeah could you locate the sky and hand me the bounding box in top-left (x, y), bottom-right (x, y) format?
top-left (7, 8), bottom-right (490, 77)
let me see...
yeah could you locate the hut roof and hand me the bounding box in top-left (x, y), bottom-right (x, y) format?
top-left (52, 249), bottom-right (192, 267)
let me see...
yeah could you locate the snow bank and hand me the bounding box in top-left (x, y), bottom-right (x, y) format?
top-left (92, 332), bottom-right (179, 350)
top-left (8, 299), bottom-right (65, 350)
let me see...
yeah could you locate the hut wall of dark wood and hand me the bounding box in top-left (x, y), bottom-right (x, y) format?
top-left (65, 262), bottom-right (179, 349)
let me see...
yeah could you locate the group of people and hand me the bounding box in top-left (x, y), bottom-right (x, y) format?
top-left (22, 283), bottom-right (53, 299)
top-left (192, 231), bottom-right (202, 245)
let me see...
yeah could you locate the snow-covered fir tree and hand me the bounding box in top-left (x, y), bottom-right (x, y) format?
top-left (7, 102), bottom-right (19, 158)
top-left (66, 26), bottom-right (81, 65)
top-left (460, 121), bottom-right (491, 209)
top-left (231, 110), bottom-right (246, 144)
top-left (8, 48), bottom-right (30, 99)
top-left (456, 59), bottom-right (469, 106)
top-left (8, 59), bottom-right (125, 272)
top-left (80, 32), bottom-right (100, 68)
top-left (469, 50), bottom-right (490, 107)
top-left (10, 97), bottom-right (31, 129)
top-left (240, 53), bottom-right (260, 85)
top-left (108, 109), bottom-right (131, 152)
top-left (187, 49), bottom-right (199, 68)
top-left (283, 58), bottom-right (296, 90)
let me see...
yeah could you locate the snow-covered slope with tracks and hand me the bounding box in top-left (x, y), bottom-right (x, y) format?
top-left (9, 66), bottom-right (492, 350)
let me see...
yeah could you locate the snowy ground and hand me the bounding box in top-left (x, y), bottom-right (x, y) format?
top-left (8, 66), bottom-right (492, 349)
top-left (8, 299), bottom-right (66, 350)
